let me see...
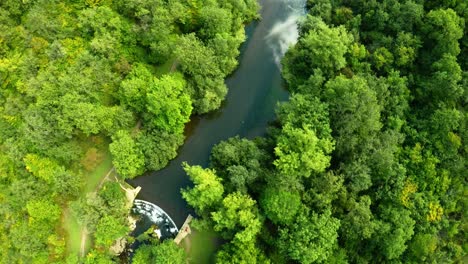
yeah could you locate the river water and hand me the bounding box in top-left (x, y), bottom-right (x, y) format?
top-left (128, 0), bottom-right (307, 226)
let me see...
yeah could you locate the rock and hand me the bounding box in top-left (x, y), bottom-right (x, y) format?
top-left (109, 237), bottom-right (127, 256)
top-left (128, 215), bottom-right (137, 231)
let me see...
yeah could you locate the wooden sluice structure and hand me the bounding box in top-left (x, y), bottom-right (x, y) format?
top-left (174, 215), bottom-right (193, 245)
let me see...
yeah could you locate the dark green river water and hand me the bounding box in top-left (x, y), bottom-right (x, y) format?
top-left (128, 0), bottom-right (306, 226)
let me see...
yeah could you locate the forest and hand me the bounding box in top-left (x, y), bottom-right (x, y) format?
top-left (181, 0), bottom-right (468, 263)
top-left (0, 0), bottom-right (259, 263)
top-left (0, 0), bottom-right (466, 263)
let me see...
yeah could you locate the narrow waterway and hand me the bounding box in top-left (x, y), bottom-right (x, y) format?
top-left (128, 0), bottom-right (306, 226)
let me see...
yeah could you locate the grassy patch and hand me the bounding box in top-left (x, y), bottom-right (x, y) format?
top-left (84, 149), bottom-right (113, 193)
top-left (63, 209), bottom-right (89, 256)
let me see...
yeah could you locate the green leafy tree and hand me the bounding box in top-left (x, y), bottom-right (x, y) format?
top-left (211, 192), bottom-right (262, 244)
top-left (198, 6), bottom-right (232, 40)
top-left (84, 249), bottom-right (114, 264)
top-left (219, 0), bottom-right (259, 22)
top-left (323, 75), bottom-right (382, 159)
top-left (109, 130), bottom-right (145, 179)
top-left (98, 181), bottom-right (126, 212)
top-left (274, 124), bottom-right (333, 178)
top-left (278, 208), bottom-right (340, 263)
top-left (424, 8), bottom-right (464, 57)
top-left (282, 16), bottom-right (353, 87)
top-left (118, 63), bottom-right (153, 113)
top-left (23, 154), bottom-right (63, 183)
top-left (145, 74), bottom-right (193, 134)
top-left (26, 200), bottom-right (61, 224)
top-left (216, 240), bottom-right (270, 264)
top-left (427, 54), bottom-right (463, 106)
top-left (94, 215), bottom-right (129, 248)
top-left (210, 136), bottom-right (266, 192)
top-left (372, 47), bottom-right (394, 72)
top-left (132, 240), bottom-right (186, 264)
top-left (259, 186), bottom-right (301, 225)
top-left (393, 32), bottom-right (422, 67)
top-left (137, 130), bottom-right (184, 171)
top-left (181, 163), bottom-right (224, 214)
top-left (276, 94), bottom-right (332, 139)
top-left (174, 34), bottom-right (226, 113)
top-left (373, 206), bottom-right (415, 260)
top-left (340, 196), bottom-right (376, 258)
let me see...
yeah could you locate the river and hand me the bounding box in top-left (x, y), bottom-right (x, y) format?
top-left (128, 0), bottom-right (307, 226)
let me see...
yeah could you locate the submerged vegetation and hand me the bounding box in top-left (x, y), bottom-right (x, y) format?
top-left (182, 0), bottom-right (467, 263)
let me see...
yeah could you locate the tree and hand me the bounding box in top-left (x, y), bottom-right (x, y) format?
top-left (340, 196), bottom-right (376, 257)
top-left (52, 170), bottom-right (82, 199)
top-left (94, 215), bottom-right (129, 248)
top-left (305, 171), bottom-right (343, 211)
top-left (428, 107), bottom-right (463, 160)
top-left (98, 181), bottom-right (126, 212)
top-left (373, 206), bottom-right (415, 260)
top-left (174, 34), bottom-right (227, 113)
top-left (259, 185), bottom-right (301, 225)
top-left (145, 74), bottom-right (192, 134)
top-left (276, 94), bottom-right (332, 139)
top-left (408, 233), bottom-right (438, 261)
top-left (84, 249), bottom-right (114, 264)
top-left (208, 32), bottom-right (244, 75)
top-left (181, 163), bottom-right (224, 214)
top-left (132, 240), bottom-right (186, 264)
top-left (372, 47), bottom-right (394, 72)
top-left (198, 6), bottom-right (232, 40)
top-left (23, 154), bottom-right (63, 183)
top-left (274, 124), bottom-right (333, 178)
top-left (137, 130), bottom-right (184, 171)
top-left (322, 75), bottom-right (382, 159)
top-left (278, 207), bottom-right (340, 263)
top-left (26, 200), bottom-right (61, 224)
top-left (393, 32), bottom-right (422, 67)
top-left (282, 16), bottom-right (353, 87)
top-left (216, 240), bottom-right (270, 264)
top-left (427, 54), bottom-right (463, 106)
top-left (219, 0), bottom-right (259, 22)
top-left (118, 63), bottom-right (153, 113)
top-left (210, 136), bottom-right (266, 192)
top-left (424, 8), bottom-right (464, 58)
top-left (307, 0), bottom-right (332, 23)
top-left (211, 192), bottom-right (262, 244)
top-left (109, 130), bottom-right (145, 179)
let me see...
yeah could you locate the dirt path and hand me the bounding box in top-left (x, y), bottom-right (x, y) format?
top-left (78, 166), bottom-right (115, 257)
top-left (80, 227), bottom-right (88, 258)
top-left (96, 167), bottom-right (115, 190)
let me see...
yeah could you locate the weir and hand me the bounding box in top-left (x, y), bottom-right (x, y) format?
top-left (132, 199), bottom-right (179, 239)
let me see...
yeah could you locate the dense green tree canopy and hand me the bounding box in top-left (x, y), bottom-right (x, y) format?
top-left (1, 0), bottom-right (466, 262)
top-left (182, 0), bottom-right (467, 263)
